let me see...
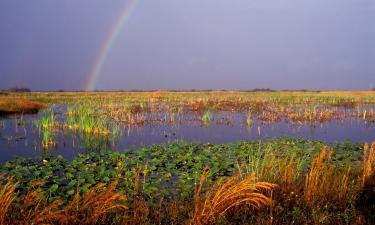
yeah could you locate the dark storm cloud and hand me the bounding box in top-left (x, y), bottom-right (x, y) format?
top-left (0, 0), bottom-right (374, 90)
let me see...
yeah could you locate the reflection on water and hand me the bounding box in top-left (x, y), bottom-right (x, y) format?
top-left (0, 110), bottom-right (374, 162)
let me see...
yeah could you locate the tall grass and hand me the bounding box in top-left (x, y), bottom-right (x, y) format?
top-left (0, 177), bottom-right (17, 225)
top-left (362, 142), bottom-right (375, 187)
top-left (304, 147), bottom-right (353, 208)
top-left (190, 168), bottom-right (276, 225)
top-left (1, 181), bottom-right (128, 225)
top-left (36, 182), bottom-right (127, 225)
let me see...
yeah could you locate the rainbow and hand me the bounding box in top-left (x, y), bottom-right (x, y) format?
top-left (85, 0), bottom-right (140, 91)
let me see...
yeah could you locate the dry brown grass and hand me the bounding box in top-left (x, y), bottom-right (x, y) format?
top-left (304, 147), bottom-right (353, 208)
top-left (34, 182), bottom-right (128, 225)
top-left (18, 188), bottom-right (59, 225)
top-left (189, 168), bottom-right (276, 225)
top-left (362, 142), bottom-right (375, 187)
top-left (304, 147), bottom-right (332, 207)
top-left (279, 159), bottom-right (303, 194)
top-left (0, 177), bottom-right (17, 225)
top-left (0, 98), bottom-right (47, 115)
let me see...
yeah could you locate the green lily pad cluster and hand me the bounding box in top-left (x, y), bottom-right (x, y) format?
top-left (0, 138), bottom-right (364, 203)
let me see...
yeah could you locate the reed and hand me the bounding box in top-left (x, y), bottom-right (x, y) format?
top-left (37, 109), bottom-right (57, 149)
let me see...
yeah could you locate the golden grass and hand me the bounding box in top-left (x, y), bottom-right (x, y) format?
top-left (362, 142), bottom-right (375, 187)
top-left (19, 189), bottom-right (62, 225)
top-left (279, 159), bottom-right (302, 193)
top-left (304, 147), bottom-right (333, 207)
top-left (0, 99), bottom-right (47, 115)
top-left (0, 177), bottom-right (17, 225)
top-left (190, 168), bottom-right (276, 225)
top-left (304, 147), bottom-right (353, 208)
top-left (35, 182), bottom-right (128, 225)
top-left (0, 180), bottom-right (128, 225)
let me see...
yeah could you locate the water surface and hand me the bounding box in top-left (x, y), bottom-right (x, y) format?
top-left (1, 108), bottom-right (374, 163)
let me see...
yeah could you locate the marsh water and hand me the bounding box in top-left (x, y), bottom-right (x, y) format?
top-left (0, 106), bottom-right (374, 163)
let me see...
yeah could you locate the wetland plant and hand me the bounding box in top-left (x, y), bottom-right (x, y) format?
top-left (246, 112), bottom-right (252, 127)
top-left (190, 171), bottom-right (276, 225)
top-left (36, 110), bottom-right (57, 149)
top-left (201, 110), bottom-right (213, 126)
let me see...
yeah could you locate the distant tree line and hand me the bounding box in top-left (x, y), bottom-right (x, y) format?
top-left (3, 87), bottom-right (31, 92)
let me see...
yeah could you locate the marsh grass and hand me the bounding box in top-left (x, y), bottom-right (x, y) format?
top-left (36, 182), bottom-right (127, 225)
top-left (35, 109), bottom-right (57, 149)
top-left (362, 142), bottom-right (375, 187)
top-left (0, 177), bottom-right (17, 225)
top-left (2, 181), bottom-right (128, 225)
top-left (190, 170), bottom-right (276, 225)
top-left (0, 99), bottom-right (47, 115)
top-left (304, 148), bottom-right (354, 208)
top-left (246, 112), bottom-right (252, 127)
top-left (201, 110), bottom-right (213, 126)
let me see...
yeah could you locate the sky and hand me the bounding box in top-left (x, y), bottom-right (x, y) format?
top-left (0, 0), bottom-right (374, 91)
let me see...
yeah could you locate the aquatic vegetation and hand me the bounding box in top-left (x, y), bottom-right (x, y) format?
top-left (201, 110), bottom-right (213, 126)
top-left (65, 104), bottom-right (120, 136)
top-left (34, 109), bottom-right (57, 149)
top-left (245, 112), bottom-right (252, 127)
top-left (3, 91), bottom-right (375, 130)
top-left (0, 139), bottom-right (374, 224)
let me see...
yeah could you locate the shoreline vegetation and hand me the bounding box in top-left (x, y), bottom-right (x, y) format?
top-left (0, 98), bottom-right (47, 115)
top-left (0, 138), bottom-right (374, 224)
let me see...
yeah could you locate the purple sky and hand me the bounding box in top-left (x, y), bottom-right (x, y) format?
top-left (0, 0), bottom-right (374, 90)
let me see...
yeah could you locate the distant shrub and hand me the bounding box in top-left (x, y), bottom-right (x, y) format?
top-left (7, 87), bottom-right (31, 92)
top-left (242, 88), bottom-right (276, 92)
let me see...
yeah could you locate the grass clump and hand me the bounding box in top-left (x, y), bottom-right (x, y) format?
top-left (190, 168), bottom-right (276, 225)
top-left (0, 99), bottom-right (47, 115)
top-left (0, 180), bottom-right (128, 225)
